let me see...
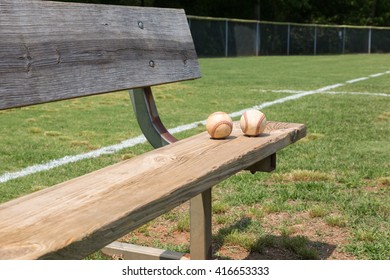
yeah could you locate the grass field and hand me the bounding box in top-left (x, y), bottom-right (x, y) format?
top-left (0, 54), bottom-right (389, 260)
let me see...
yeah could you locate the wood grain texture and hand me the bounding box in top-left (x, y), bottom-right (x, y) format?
top-left (0, 0), bottom-right (200, 109)
top-left (0, 121), bottom-right (305, 259)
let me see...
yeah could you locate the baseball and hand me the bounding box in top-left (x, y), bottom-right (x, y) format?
top-left (240, 109), bottom-right (267, 136)
top-left (206, 111), bottom-right (233, 139)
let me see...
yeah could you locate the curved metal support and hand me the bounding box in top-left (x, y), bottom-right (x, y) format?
top-left (129, 87), bottom-right (177, 148)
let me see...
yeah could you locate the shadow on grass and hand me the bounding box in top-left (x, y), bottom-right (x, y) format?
top-left (245, 234), bottom-right (337, 260)
top-left (212, 217), bottom-right (337, 260)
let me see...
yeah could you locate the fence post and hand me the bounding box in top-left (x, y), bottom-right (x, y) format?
top-left (225, 20), bottom-right (229, 57)
top-left (287, 23), bottom-right (291, 55)
top-left (314, 25), bottom-right (317, 55)
top-left (342, 27), bottom-right (346, 54)
top-left (368, 28), bottom-right (372, 54)
top-left (256, 22), bottom-right (260, 56)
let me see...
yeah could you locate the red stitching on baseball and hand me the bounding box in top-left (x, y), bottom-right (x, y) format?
top-left (212, 120), bottom-right (232, 137)
top-left (243, 112), bottom-right (248, 133)
top-left (256, 114), bottom-right (265, 135)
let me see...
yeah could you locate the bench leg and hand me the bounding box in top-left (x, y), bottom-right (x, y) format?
top-left (246, 153), bottom-right (276, 173)
top-left (190, 189), bottom-right (212, 260)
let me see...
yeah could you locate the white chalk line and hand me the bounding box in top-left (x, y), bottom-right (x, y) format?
top-left (324, 91), bottom-right (389, 97)
top-left (346, 77), bottom-right (369, 84)
top-left (256, 89), bottom-right (390, 97)
top-left (1, 70), bottom-right (389, 184)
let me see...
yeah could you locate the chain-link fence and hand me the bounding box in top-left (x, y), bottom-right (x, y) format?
top-left (188, 16), bottom-right (390, 57)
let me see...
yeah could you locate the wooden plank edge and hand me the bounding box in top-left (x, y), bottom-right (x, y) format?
top-left (102, 242), bottom-right (190, 260)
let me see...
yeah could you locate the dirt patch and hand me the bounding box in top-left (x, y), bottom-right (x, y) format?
top-left (362, 177), bottom-right (390, 192)
top-left (264, 211), bottom-right (353, 260)
top-left (116, 202), bottom-right (354, 260)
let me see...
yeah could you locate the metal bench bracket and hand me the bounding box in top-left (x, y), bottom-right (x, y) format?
top-left (246, 153), bottom-right (276, 174)
top-left (129, 87), bottom-right (177, 148)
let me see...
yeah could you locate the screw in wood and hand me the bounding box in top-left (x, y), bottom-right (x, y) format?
top-left (138, 21), bottom-right (144, 29)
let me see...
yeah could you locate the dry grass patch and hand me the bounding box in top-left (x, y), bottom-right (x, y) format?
top-left (297, 132), bottom-right (325, 143)
top-left (44, 131), bottom-right (62, 137)
top-left (271, 169), bottom-right (334, 182)
top-left (28, 127), bottom-right (43, 134)
top-left (377, 176), bottom-right (390, 187)
top-left (376, 111), bottom-right (390, 122)
top-left (70, 140), bottom-right (89, 147)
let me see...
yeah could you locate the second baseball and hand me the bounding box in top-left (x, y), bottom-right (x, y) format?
top-left (240, 109), bottom-right (267, 136)
top-left (206, 111), bottom-right (233, 139)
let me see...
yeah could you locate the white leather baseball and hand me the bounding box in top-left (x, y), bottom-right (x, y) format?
top-left (240, 109), bottom-right (267, 136)
top-left (206, 111), bottom-right (233, 139)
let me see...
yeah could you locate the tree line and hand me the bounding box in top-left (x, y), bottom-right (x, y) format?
top-left (58, 0), bottom-right (389, 26)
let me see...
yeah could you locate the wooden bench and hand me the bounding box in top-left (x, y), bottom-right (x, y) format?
top-left (0, 0), bottom-right (306, 260)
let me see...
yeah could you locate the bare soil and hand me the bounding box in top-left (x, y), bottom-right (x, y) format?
top-left (118, 202), bottom-right (355, 260)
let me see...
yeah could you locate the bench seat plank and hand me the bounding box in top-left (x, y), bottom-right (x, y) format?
top-left (0, 121), bottom-right (305, 259)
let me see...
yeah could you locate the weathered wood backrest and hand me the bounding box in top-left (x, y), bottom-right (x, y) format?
top-left (0, 0), bottom-right (200, 110)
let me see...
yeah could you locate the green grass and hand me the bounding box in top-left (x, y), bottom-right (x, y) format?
top-left (0, 54), bottom-right (389, 259)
